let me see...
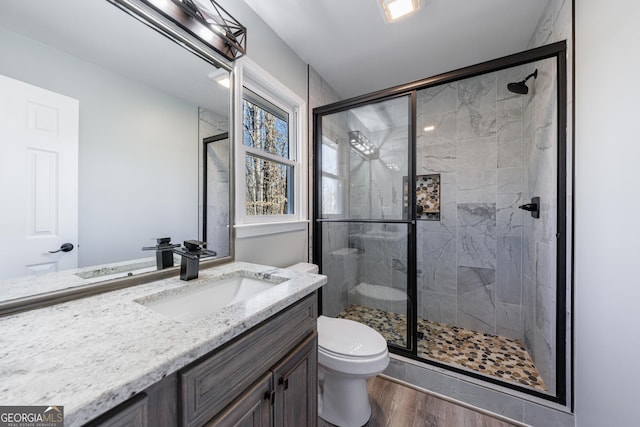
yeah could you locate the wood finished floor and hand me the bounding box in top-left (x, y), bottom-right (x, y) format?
top-left (318, 376), bottom-right (520, 427)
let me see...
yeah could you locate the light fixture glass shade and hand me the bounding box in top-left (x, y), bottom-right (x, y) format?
top-left (380, 0), bottom-right (420, 23)
top-left (348, 131), bottom-right (379, 160)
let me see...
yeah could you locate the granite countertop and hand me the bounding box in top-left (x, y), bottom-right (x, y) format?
top-left (0, 262), bottom-right (326, 426)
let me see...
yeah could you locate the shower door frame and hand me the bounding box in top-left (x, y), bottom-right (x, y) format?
top-left (314, 91), bottom-right (419, 355)
top-left (313, 40), bottom-right (569, 405)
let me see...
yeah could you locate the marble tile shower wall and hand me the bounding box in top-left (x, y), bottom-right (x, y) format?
top-left (308, 66), bottom-right (342, 261)
top-left (383, 0), bottom-right (570, 419)
top-left (417, 69), bottom-right (529, 343)
top-left (523, 0), bottom-right (569, 397)
top-left (522, 57), bottom-right (558, 395)
top-left (349, 124), bottom-right (408, 292)
top-left (321, 108), bottom-right (410, 314)
top-left (317, 101), bottom-right (354, 318)
top-left (321, 222), bottom-right (355, 317)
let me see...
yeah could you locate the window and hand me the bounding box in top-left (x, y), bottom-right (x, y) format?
top-left (243, 90), bottom-right (294, 215)
top-left (234, 58), bottom-right (307, 235)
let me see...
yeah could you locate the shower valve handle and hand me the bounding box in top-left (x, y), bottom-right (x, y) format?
top-left (519, 203), bottom-right (537, 211)
top-left (518, 196), bottom-right (540, 219)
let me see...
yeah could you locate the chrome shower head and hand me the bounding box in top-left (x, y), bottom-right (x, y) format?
top-left (507, 69), bottom-right (538, 95)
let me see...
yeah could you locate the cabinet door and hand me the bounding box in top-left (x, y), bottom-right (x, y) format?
top-left (181, 294), bottom-right (317, 427)
top-left (88, 394), bottom-right (148, 427)
top-left (205, 372), bottom-right (272, 427)
top-left (85, 374), bottom-right (177, 427)
top-left (272, 333), bottom-right (317, 427)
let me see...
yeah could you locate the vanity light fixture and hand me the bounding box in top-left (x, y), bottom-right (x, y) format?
top-left (141, 0), bottom-right (246, 61)
top-left (348, 131), bottom-right (379, 160)
top-left (380, 0), bottom-right (420, 23)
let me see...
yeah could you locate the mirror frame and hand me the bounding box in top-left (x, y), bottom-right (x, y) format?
top-left (0, 0), bottom-right (237, 317)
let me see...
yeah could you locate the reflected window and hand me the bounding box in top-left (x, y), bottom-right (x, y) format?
top-left (321, 137), bottom-right (344, 215)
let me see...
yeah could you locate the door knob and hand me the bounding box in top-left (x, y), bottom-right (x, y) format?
top-left (49, 243), bottom-right (74, 253)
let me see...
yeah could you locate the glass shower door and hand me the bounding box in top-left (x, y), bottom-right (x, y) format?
top-left (316, 94), bottom-right (414, 351)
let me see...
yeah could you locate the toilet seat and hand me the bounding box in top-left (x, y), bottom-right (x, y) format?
top-left (317, 316), bottom-right (389, 375)
top-left (317, 315), bottom-right (387, 356)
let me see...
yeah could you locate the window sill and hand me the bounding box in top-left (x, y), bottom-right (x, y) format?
top-left (234, 220), bottom-right (309, 238)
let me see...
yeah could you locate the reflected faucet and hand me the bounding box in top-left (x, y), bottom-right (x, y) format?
top-left (173, 240), bottom-right (217, 281)
top-left (142, 237), bottom-right (180, 270)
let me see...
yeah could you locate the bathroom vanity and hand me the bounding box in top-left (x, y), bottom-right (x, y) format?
top-left (90, 293), bottom-right (317, 427)
top-left (0, 262), bottom-right (326, 426)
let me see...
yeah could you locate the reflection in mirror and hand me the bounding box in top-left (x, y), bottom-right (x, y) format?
top-left (202, 129), bottom-right (230, 258)
top-left (0, 0), bottom-right (232, 304)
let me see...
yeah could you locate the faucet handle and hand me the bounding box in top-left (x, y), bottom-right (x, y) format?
top-left (184, 240), bottom-right (207, 251)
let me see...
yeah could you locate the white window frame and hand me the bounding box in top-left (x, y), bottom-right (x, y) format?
top-left (233, 57), bottom-right (308, 238)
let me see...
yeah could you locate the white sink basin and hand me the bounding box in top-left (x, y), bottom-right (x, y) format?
top-left (137, 274), bottom-right (285, 322)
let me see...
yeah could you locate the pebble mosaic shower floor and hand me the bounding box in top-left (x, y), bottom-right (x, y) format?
top-left (338, 304), bottom-right (547, 392)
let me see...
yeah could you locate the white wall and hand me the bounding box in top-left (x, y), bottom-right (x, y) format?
top-left (234, 230), bottom-right (308, 268)
top-left (218, 0), bottom-right (307, 101)
top-left (0, 28), bottom-right (199, 267)
top-left (575, 1), bottom-right (640, 426)
top-left (218, 0), bottom-right (310, 267)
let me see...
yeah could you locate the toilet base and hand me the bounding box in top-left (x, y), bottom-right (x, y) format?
top-left (318, 366), bottom-right (372, 427)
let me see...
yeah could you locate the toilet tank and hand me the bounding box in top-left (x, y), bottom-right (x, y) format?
top-left (285, 262), bottom-right (319, 274)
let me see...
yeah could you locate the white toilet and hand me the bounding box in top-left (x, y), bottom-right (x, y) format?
top-left (317, 315), bottom-right (389, 427)
top-left (286, 263), bottom-right (390, 427)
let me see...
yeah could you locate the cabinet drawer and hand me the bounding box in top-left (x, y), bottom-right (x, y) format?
top-left (181, 293), bottom-right (317, 427)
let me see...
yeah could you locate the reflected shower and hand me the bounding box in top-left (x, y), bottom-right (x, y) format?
top-left (507, 69), bottom-right (538, 94)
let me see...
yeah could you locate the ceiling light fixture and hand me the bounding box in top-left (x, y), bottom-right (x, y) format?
top-left (423, 125), bottom-right (435, 132)
top-left (380, 0), bottom-right (420, 23)
top-left (208, 70), bottom-right (230, 88)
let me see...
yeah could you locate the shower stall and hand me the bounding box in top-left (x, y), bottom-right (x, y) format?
top-left (313, 42), bottom-right (567, 402)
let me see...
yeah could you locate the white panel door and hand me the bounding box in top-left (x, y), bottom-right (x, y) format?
top-left (0, 74), bottom-right (79, 280)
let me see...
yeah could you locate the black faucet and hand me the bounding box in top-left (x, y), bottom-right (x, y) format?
top-left (173, 240), bottom-right (217, 281)
top-left (142, 237), bottom-right (180, 270)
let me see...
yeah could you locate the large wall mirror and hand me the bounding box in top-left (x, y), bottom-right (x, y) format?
top-left (0, 0), bottom-right (233, 308)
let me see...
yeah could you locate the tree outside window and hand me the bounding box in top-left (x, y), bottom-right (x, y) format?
top-left (242, 90), bottom-right (294, 216)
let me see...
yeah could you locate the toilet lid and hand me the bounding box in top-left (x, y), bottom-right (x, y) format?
top-left (317, 316), bottom-right (388, 357)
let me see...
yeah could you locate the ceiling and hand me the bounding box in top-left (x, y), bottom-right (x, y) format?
top-left (244, 0), bottom-right (549, 99)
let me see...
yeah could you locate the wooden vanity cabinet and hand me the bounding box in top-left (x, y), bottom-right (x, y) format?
top-left (86, 374), bottom-right (178, 427)
top-left (205, 372), bottom-right (273, 427)
top-left (207, 333), bottom-right (317, 427)
top-left (271, 333), bottom-right (317, 427)
top-left (84, 292), bottom-right (318, 427)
